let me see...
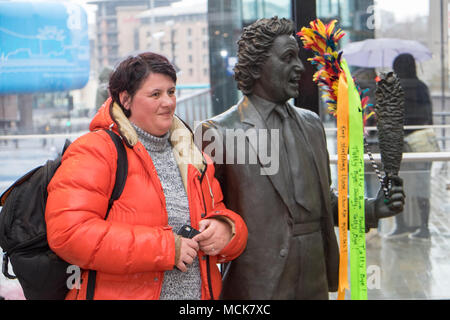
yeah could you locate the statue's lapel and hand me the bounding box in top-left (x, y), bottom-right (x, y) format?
top-left (238, 97), bottom-right (296, 217)
top-left (290, 108), bottom-right (330, 199)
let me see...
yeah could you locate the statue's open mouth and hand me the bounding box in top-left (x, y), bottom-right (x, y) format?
top-left (289, 76), bottom-right (300, 85)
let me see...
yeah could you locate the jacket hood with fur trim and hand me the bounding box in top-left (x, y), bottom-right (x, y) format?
top-left (90, 98), bottom-right (206, 187)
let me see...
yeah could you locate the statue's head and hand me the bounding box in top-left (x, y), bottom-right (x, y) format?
top-left (234, 16), bottom-right (304, 104)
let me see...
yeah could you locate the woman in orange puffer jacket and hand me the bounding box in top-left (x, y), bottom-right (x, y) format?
top-left (45, 52), bottom-right (248, 300)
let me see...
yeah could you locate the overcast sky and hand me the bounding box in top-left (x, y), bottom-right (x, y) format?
top-left (375, 0), bottom-right (430, 22)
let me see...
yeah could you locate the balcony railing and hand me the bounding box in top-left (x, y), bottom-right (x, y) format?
top-left (175, 88), bottom-right (212, 129)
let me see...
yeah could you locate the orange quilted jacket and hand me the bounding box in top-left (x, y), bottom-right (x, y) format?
top-left (45, 99), bottom-right (248, 300)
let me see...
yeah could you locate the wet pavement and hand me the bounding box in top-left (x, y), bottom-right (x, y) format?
top-left (370, 161), bottom-right (450, 299)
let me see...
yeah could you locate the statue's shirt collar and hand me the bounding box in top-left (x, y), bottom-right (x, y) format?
top-left (248, 94), bottom-right (288, 124)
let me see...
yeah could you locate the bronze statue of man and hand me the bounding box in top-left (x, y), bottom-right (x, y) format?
top-left (195, 17), bottom-right (404, 299)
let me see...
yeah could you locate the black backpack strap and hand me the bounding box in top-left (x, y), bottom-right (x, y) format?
top-left (2, 252), bottom-right (16, 279)
top-left (103, 130), bottom-right (128, 220)
top-left (86, 129), bottom-right (128, 300)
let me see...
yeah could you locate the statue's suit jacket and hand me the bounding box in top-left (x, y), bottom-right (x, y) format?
top-left (196, 96), bottom-right (342, 299)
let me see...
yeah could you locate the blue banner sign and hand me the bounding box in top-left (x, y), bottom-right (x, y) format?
top-left (0, 1), bottom-right (90, 94)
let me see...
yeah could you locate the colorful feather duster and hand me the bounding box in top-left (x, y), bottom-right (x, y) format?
top-left (298, 20), bottom-right (374, 125)
top-left (297, 19), bottom-right (344, 116)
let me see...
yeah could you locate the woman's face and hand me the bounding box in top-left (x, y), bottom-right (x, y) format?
top-left (122, 72), bottom-right (176, 136)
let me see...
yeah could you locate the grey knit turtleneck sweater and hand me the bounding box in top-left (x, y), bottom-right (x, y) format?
top-left (132, 123), bottom-right (201, 300)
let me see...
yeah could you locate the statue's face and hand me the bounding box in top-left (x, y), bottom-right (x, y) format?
top-left (252, 34), bottom-right (304, 104)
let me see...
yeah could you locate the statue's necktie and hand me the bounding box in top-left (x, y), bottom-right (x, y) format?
top-left (275, 104), bottom-right (316, 212)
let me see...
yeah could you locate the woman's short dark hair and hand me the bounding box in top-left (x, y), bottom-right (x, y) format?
top-left (234, 17), bottom-right (294, 95)
top-left (109, 52), bottom-right (177, 117)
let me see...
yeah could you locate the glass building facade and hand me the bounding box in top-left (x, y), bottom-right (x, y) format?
top-left (208, 0), bottom-right (291, 115)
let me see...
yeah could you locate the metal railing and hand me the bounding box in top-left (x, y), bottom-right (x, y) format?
top-left (325, 124), bottom-right (450, 152)
top-left (434, 112), bottom-right (450, 148)
top-left (324, 124), bottom-right (450, 133)
top-left (0, 132), bottom-right (87, 141)
top-left (329, 152), bottom-right (450, 164)
top-left (175, 88), bottom-right (212, 129)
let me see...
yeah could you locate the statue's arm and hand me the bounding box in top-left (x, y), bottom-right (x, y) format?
top-left (330, 189), bottom-right (378, 232)
top-left (330, 177), bottom-right (404, 232)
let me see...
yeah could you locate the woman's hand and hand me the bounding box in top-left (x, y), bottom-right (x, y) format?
top-left (176, 237), bottom-right (199, 272)
top-left (193, 219), bottom-right (232, 256)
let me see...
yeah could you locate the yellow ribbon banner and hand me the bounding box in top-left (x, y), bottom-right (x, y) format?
top-left (342, 59), bottom-right (368, 300)
top-left (336, 72), bottom-right (349, 300)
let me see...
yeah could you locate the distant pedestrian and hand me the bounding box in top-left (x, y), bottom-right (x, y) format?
top-left (95, 66), bottom-right (113, 111)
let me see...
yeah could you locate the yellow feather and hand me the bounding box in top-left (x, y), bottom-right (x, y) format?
top-left (316, 19), bottom-right (326, 37)
top-left (326, 20), bottom-right (337, 35)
